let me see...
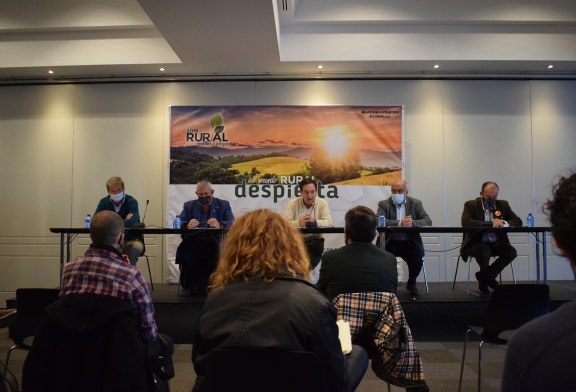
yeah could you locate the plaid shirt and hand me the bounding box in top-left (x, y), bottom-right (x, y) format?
top-left (61, 245), bottom-right (158, 342)
top-left (334, 292), bottom-right (425, 385)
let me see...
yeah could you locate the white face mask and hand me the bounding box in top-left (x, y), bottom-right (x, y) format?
top-left (391, 193), bottom-right (405, 205)
top-left (110, 192), bottom-right (124, 203)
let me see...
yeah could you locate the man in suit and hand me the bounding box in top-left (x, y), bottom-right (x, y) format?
top-left (460, 181), bottom-right (522, 295)
top-left (176, 179), bottom-right (235, 294)
top-left (317, 205), bottom-right (397, 301)
top-left (377, 180), bottom-right (432, 297)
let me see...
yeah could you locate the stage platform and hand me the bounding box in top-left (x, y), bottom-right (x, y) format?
top-left (152, 281), bottom-right (576, 344)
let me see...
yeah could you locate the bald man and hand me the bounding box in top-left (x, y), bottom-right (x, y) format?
top-left (61, 210), bottom-right (157, 342)
top-left (377, 180), bottom-right (432, 297)
top-left (461, 181), bottom-right (522, 295)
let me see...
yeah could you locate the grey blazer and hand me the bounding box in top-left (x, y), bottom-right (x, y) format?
top-left (376, 196), bottom-right (432, 253)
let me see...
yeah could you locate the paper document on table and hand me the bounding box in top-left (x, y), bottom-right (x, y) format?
top-left (337, 319), bottom-right (352, 354)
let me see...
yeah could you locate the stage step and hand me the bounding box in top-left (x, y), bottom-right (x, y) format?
top-left (152, 282), bottom-right (576, 344)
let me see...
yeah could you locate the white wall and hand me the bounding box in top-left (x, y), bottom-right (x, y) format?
top-left (1, 79), bottom-right (575, 302)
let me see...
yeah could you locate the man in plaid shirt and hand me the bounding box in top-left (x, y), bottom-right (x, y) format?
top-left (61, 210), bottom-right (157, 342)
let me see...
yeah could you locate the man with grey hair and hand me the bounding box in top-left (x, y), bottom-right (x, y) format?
top-left (176, 179), bottom-right (235, 294)
top-left (377, 180), bottom-right (432, 297)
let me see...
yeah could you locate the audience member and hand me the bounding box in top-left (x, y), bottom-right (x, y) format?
top-left (95, 176), bottom-right (144, 265)
top-left (284, 178), bottom-right (333, 273)
top-left (377, 180), bottom-right (432, 297)
top-left (460, 181), bottom-right (522, 295)
top-left (60, 210), bottom-right (173, 367)
top-left (176, 179), bottom-right (234, 294)
top-left (501, 171), bottom-right (576, 391)
top-left (318, 205), bottom-right (398, 301)
top-left (191, 209), bottom-right (368, 392)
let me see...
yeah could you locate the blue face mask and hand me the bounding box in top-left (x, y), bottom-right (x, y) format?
top-left (391, 193), bottom-right (405, 205)
top-left (110, 192), bottom-right (124, 203)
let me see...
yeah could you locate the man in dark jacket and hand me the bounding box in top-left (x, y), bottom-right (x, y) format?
top-left (460, 181), bottom-right (522, 294)
top-left (318, 205), bottom-right (398, 301)
top-left (502, 171), bottom-right (576, 391)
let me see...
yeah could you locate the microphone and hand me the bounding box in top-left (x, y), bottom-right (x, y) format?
top-left (135, 200), bottom-right (149, 229)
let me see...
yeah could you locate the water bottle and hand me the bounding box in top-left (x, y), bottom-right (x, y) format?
top-left (173, 215), bottom-right (181, 229)
top-left (378, 213), bottom-right (386, 228)
top-left (527, 213), bottom-right (535, 227)
top-left (83, 214), bottom-right (92, 229)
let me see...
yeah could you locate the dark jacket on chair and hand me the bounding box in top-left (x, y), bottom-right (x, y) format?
top-left (460, 198), bottom-right (522, 261)
top-left (22, 294), bottom-right (155, 392)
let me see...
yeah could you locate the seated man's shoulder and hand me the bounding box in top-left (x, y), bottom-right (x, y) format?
top-left (321, 247), bottom-right (342, 260)
top-left (407, 195), bottom-right (423, 203)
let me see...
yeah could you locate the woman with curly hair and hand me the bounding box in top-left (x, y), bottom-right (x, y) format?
top-left (191, 209), bottom-right (367, 392)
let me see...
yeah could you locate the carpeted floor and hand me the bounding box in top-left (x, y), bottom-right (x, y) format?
top-left (0, 328), bottom-right (505, 392)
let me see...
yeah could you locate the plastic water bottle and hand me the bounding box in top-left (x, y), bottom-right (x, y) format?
top-left (527, 213), bottom-right (535, 227)
top-left (83, 214), bottom-right (92, 229)
top-left (173, 215), bottom-right (181, 229)
top-left (378, 213), bottom-right (386, 228)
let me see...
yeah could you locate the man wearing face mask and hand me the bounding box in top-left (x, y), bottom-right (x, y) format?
top-left (377, 180), bottom-right (432, 297)
top-left (460, 181), bottom-right (522, 295)
top-left (95, 176), bottom-right (144, 265)
top-left (176, 179), bottom-right (234, 294)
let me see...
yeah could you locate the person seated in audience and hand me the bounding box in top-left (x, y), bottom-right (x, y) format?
top-left (60, 210), bottom-right (173, 373)
top-left (176, 179), bottom-right (234, 294)
top-left (501, 171), bottom-right (576, 391)
top-left (191, 209), bottom-right (368, 392)
top-left (317, 205), bottom-right (398, 301)
top-left (460, 181), bottom-right (522, 295)
top-left (95, 176), bottom-right (144, 265)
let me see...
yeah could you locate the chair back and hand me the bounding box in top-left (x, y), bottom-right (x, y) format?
top-left (9, 288), bottom-right (60, 347)
top-left (22, 294), bottom-right (155, 392)
top-left (204, 349), bottom-right (328, 392)
top-left (482, 284), bottom-right (550, 342)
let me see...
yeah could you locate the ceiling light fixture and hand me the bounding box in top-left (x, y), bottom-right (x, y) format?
top-left (317, 65), bottom-right (323, 69)
top-left (547, 64), bottom-right (554, 69)
top-left (48, 70), bottom-right (54, 74)
top-left (160, 67), bottom-right (165, 72)
top-left (433, 64), bottom-right (440, 69)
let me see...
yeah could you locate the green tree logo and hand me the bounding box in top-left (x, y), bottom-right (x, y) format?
top-left (209, 113), bottom-right (224, 134)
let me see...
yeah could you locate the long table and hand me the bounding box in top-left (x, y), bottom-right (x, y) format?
top-left (50, 226), bottom-right (551, 282)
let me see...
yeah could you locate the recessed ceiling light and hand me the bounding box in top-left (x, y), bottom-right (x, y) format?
top-left (547, 64), bottom-right (554, 69)
top-left (160, 67), bottom-right (165, 72)
top-left (433, 64), bottom-right (440, 69)
top-left (48, 70), bottom-right (54, 74)
top-left (317, 65), bottom-right (323, 69)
